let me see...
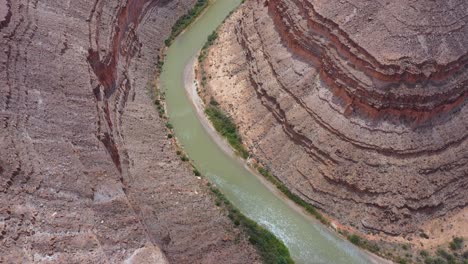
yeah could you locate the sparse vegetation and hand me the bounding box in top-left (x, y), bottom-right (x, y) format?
top-left (198, 31), bottom-right (220, 89)
top-left (152, 6), bottom-right (294, 263)
top-left (418, 243), bottom-right (468, 264)
top-left (209, 96), bottom-right (219, 106)
top-left (205, 104), bottom-right (249, 159)
top-left (165, 0), bottom-right (209, 46)
top-left (255, 165), bottom-right (329, 226)
top-left (348, 234), bottom-right (362, 245)
top-left (156, 58), bottom-right (164, 71)
top-left (209, 186), bottom-right (294, 264)
top-left (437, 249), bottom-right (456, 263)
top-left (158, 106), bottom-right (165, 118)
top-left (205, 31), bottom-right (218, 48)
top-left (199, 31), bottom-right (329, 227)
top-left (342, 232), bottom-right (380, 254)
top-left (424, 257), bottom-right (447, 264)
top-left (198, 31), bottom-right (218, 63)
top-left (449, 237), bottom-right (464, 251)
top-left (396, 257), bottom-right (408, 264)
top-left (420, 232), bottom-right (430, 239)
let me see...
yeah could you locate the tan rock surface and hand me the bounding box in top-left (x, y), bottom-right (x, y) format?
top-left (0, 0), bottom-right (258, 263)
top-left (202, 0), bottom-right (468, 238)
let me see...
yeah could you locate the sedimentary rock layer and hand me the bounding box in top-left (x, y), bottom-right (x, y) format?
top-left (0, 0), bottom-right (258, 262)
top-left (203, 0), bottom-right (468, 235)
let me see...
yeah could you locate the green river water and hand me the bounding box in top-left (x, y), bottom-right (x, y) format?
top-left (160, 1), bottom-right (379, 263)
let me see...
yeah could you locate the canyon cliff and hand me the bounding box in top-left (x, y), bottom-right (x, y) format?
top-left (202, 0), bottom-right (468, 242)
top-left (0, 0), bottom-right (259, 263)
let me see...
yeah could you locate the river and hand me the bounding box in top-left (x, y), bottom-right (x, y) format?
top-left (159, 0), bottom-right (383, 263)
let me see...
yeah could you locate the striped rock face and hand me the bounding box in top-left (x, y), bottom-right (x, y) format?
top-left (0, 0), bottom-right (258, 263)
top-left (202, 0), bottom-right (468, 235)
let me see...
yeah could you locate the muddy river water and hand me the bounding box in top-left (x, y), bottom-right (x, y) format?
top-left (160, 0), bottom-right (384, 263)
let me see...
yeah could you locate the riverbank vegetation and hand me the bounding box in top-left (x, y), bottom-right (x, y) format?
top-left (150, 79), bottom-right (293, 263)
top-left (198, 31), bottom-right (218, 63)
top-left (165, 0), bottom-right (209, 46)
top-left (153, 1), bottom-right (296, 262)
top-left (205, 101), bottom-right (250, 159)
top-left (197, 29), bottom-right (330, 228)
top-left (255, 165), bottom-right (329, 226)
top-left (336, 231), bottom-right (380, 255)
top-left (196, 27), bottom-right (419, 264)
top-left (209, 185), bottom-right (294, 264)
top-left (156, 3), bottom-right (468, 263)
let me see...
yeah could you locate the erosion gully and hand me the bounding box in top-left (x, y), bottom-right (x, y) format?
top-left (160, 0), bottom-right (382, 263)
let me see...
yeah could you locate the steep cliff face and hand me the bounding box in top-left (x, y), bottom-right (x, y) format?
top-left (202, 0), bottom-right (468, 237)
top-left (0, 0), bottom-right (258, 263)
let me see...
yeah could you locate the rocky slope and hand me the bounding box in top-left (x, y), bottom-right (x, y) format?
top-left (202, 0), bottom-right (468, 238)
top-left (0, 0), bottom-right (258, 263)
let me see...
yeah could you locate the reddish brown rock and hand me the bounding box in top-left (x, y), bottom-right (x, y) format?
top-left (0, 0), bottom-right (258, 263)
top-left (202, 0), bottom-right (468, 237)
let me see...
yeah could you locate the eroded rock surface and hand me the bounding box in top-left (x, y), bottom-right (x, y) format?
top-left (203, 0), bottom-right (468, 236)
top-left (0, 0), bottom-right (258, 263)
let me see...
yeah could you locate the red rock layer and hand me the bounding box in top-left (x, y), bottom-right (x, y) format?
top-left (0, 0), bottom-right (258, 262)
top-left (203, 0), bottom-right (468, 235)
top-left (268, 0), bottom-right (468, 123)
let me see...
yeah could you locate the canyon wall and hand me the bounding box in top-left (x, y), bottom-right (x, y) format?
top-left (0, 0), bottom-right (258, 263)
top-left (203, 0), bottom-right (468, 237)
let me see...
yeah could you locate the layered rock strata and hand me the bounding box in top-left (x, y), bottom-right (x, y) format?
top-left (202, 0), bottom-right (468, 236)
top-left (0, 0), bottom-right (258, 263)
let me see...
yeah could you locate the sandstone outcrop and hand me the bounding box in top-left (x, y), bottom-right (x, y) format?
top-left (0, 0), bottom-right (258, 262)
top-left (202, 0), bottom-right (468, 236)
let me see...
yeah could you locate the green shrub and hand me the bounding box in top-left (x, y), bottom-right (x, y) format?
top-left (420, 250), bottom-right (429, 257)
top-left (166, 122), bottom-right (173, 129)
top-left (255, 165), bottom-right (329, 225)
top-left (198, 31), bottom-right (219, 62)
top-left (449, 237), bottom-right (464, 251)
top-left (209, 96), bottom-right (219, 106)
top-left (193, 169), bottom-right (201, 176)
top-left (348, 234), bottom-right (362, 246)
top-left (397, 257), bottom-right (408, 264)
top-left (367, 242), bottom-right (380, 253)
top-left (424, 257), bottom-right (447, 264)
top-left (165, 0), bottom-right (209, 46)
top-left (437, 249), bottom-right (455, 263)
top-left (180, 155), bottom-right (189, 162)
top-left (203, 31), bottom-right (218, 49)
top-left (209, 186), bottom-right (294, 264)
top-left (420, 232), bottom-right (430, 239)
top-left (167, 134), bottom-right (173, 138)
top-left (156, 60), bottom-right (164, 70)
top-left (205, 105), bottom-right (249, 159)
